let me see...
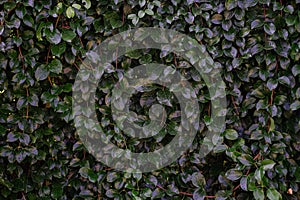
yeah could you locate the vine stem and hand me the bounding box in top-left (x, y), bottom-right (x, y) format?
top-left (22, 192), bottom-right (26, 200)
top-left (55, 14), bottom-right (61, 28)
top-left (232, 152), bottom-right (260, 192)
top-left (26, 87), bottom-right (29, 120)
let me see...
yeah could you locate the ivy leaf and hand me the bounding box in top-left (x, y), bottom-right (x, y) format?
top-left (264, 23), bottom-right (276, 35)
top-left (278, 76), bottom-right (290, 87)
top-left (261, 159), bottom-right (276, 170)
top-left (185, 12), bottom-right (194, 24)
top-left (139, 0), bottom-right (146, 7)
top-left (254, 167), bottom-right (264, 183)
top-left (290, 100), bottom-right (300, 111)
top-left (51, 185), bottom-right (63, 199)
top-left (145, 9), bottom-right (154, 16)
top-left (7, 132), bottom-right (18, 142)
top-left (251, 19), bottom-right (263, 29)
top-left (62, 30), bottom-right (76, 42)
top-left (269, 117), bottom-right (275, 132)
top-left (72, 3), bottom-right (81, 10)
top-left (266, 188), bottom-right (282, 200)
top-left (35, 64), bottom-right (49, 81)
top-left (225, 169), bottom-right (242, 181)
top-left (292, 65), bottom-right (300, 76)
top-left (82, 0), bottom-right (91, 9)
top-left (267, 79), bottom-right (278, 90)
top-left (138, 10), bottom-right (145, 18)
top-left (225, 0), bottom-right (237, 10)
top-left (110, 18), bottom-right (123, 29)
top-left (224, 129), bottom-right (238, 140)
top-left (211, 14), bottom-right (223, 24)
top-left (6, 18), bottom-right (21, 29)
top-left (240, 177), bottom-right (247, 191)
top-left (253, 189), bottom-right (265, 200)
top-left (45, 29), bottom-right (62, 45)
top-left (48, 59), bottom-right (62, 74)
top-left (66, 6), bottom-right (75, 18)
top-left (23, 15), bottom-right (34, 27)
top-left (128, 14), bottom-right (139, 25)
top-left (191, 172), bottom-right (206, 187)
top-left (51, 43), bottom-right (66, 57)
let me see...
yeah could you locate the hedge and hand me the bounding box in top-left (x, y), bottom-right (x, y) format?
top-left (0, 0), bottom-right (300, 199)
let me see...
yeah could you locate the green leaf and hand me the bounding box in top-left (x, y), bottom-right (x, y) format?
top-left (264, 23), bottom-right (276, 35)
top-left (138, 10), bottom-right (145, 18)
top-left (225, 169), bottom-right (243, 181)
top-left (261, 159), bottom-right (276, 170)
top-left (7, 132), bottom-right (18, 142)
top-left (0, 178), bottom-right (13, 189)
top-left (23, 15), bottom-right (34, 27)
top-left (139, 0), bottom-right (146, 7)
top-left (278, 76), bottom-right (291, 87)
top-left (48, 59), bottom-right (62, 74)
top-left (247, 174), bottom-right (257, 191)
top-left (253, 189), bottom-right (264, 200)
top-left (240, 177), bottom-right (248, 191)
top-left (292, 65), bottom-right (300, 76)
top-left (110, 18), bottom-right (122, 29)
top-left (51, 185), bottom-right (63, 199)
top-left (82, 0), bottom-right (91, 9)
top-left (266, 188), bottom-right (282, 200)
top-left (128, 14), bottom-right (139, 25)
top-left (62, 30), bottom-right (76, 42)
top-left (267, 79), bottom-right (278, 90)
top-left (191, 172), bottom-right (206, 187)
top-left (45, 29), bottom-right (62, 45)
top-left (51, 43), bottom-right (66, 57)
top-left (185, 12), bottom-right (194, 24)
top-left (251, 19), bottom-right (263, 29)
top-left (56, 2), bottom-right (64, 14)
top-left (72, 3), bottom-right (81, 10)
top-left (224, 129), bottom-right (239, 140)
top-left (269, 117), bottom-right (275, 132)
top-left (145, 9), bottom-right (154, 16)
top-left (254, 167), bottom-right (264, 183)
top-left (66, 6), bottom-right (75, 18)
top-left (211, 14), bottom-right (223, 24)
top-left (225, 0), bottom-right (237, 10)
top-left (238, 154), bottom-right (254, 167)
top-left (35, 65), bottom-right (49, 81)
top-left (290, 100), bottom-right (300, 111)
top-left (6, 18), bottom-right (21, 29)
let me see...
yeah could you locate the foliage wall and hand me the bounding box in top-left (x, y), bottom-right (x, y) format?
top-left (0, 0), bottom-right (300, 199)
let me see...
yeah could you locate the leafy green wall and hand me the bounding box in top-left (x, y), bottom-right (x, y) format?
top-left (0, 0), bottom-right (300, 199)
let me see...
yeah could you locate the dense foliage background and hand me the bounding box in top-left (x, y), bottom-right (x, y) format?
top-left (0, 0), bottom-right (300, 199)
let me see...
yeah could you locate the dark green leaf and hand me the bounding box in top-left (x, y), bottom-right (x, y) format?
top-left (62, 30), bottom-right (76, 42)
top-left (266, 188), bottom-right (282, 200)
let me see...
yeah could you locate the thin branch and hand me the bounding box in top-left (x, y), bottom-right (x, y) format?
top-left (55, 15), bottom-right (61, 28)
top-left (78, 56), bottom-right (93, 69)
top-left (279, 0), bottom-right (283, 16)
top-left (25, 87), bottom-right (29, 120)
top-left (21, 192), bottom-right (26, 200)
top-left (232, 152), bottom-right (260, 192)
top-left (74, 63), bottom-right (80, 70)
